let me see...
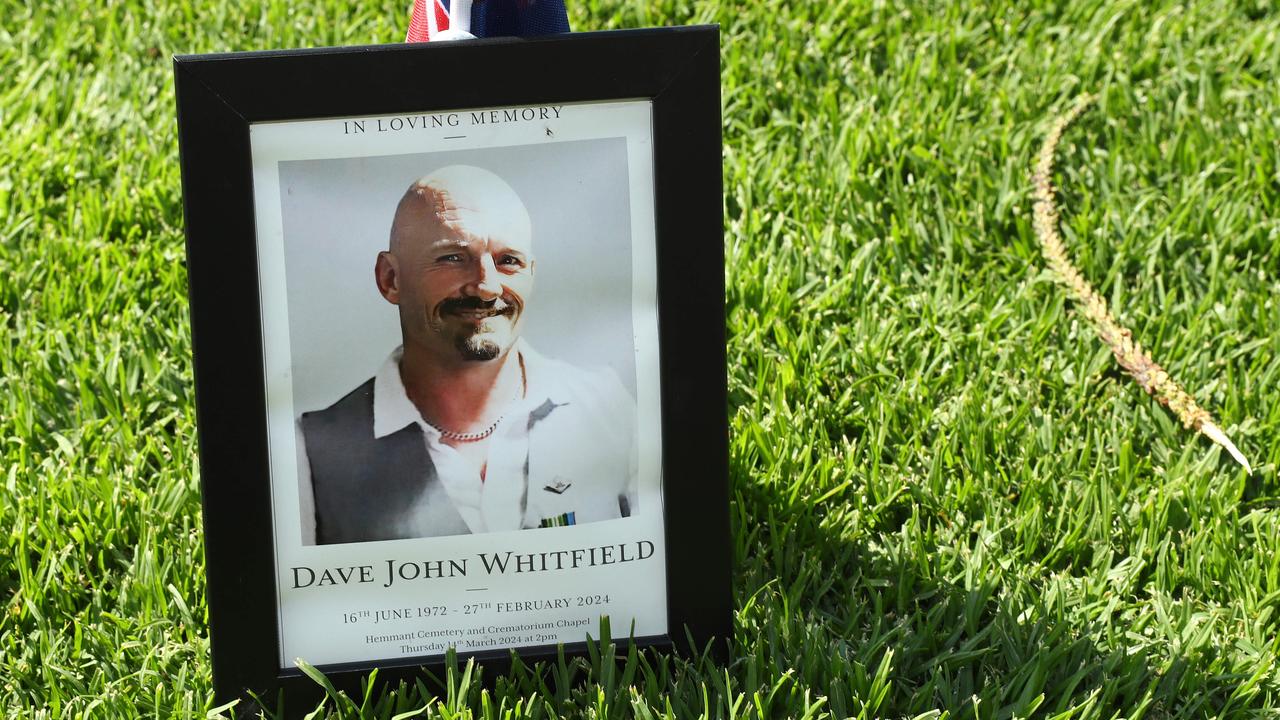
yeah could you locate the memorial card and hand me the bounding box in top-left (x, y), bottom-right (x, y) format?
top-left (251, 100), bottom-right (667, 667)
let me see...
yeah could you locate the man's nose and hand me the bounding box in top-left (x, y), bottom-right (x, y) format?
top-left (470, 254), bottom-right (503, 299)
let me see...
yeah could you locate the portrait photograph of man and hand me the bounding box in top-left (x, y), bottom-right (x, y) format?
top-left (275, 138), bottom-right (646, 546)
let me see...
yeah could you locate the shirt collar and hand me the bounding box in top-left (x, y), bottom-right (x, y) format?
top-left (371, 341), bottom-right (564, 439)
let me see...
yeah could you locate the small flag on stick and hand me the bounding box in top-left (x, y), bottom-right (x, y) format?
top-left (407, 0), bottom-right (570, 42)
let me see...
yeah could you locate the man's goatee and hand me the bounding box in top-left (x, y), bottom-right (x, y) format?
top-left (457, 337), bottom-right (501, 361)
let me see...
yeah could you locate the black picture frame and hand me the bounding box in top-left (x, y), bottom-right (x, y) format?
top-left (174, 26), bottom-right (728, 717)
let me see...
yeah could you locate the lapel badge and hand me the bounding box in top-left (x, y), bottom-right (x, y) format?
top-left (543, 477), bottom-right (572, 494)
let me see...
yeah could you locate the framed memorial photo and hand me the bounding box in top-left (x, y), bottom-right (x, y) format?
top-left (174, 26), bottom-right (728, 715)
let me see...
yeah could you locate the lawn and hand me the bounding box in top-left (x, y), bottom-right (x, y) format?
top-left (2, 0), bottom-right (1279, 717)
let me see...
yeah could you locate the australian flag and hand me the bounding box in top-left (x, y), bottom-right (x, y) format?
top-left (407, 0), bottom-right (570, 42)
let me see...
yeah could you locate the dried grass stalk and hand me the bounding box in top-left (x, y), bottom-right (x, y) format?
top-left (1032, 95), bottom-right (1251, 474)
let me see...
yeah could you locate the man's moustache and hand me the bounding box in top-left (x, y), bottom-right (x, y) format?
top-left (441, 297), bottom-right (515, 316)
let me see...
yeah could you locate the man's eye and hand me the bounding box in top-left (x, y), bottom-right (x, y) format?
top-left (438, 253), bottom-right (464, 263)
top-left (498, 255), bottom-right (524, 267)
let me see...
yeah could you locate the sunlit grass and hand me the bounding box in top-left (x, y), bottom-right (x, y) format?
top-left (1, 0), bottom-right (1278, 717)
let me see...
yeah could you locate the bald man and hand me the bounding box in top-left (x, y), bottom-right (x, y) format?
top-left (296, 166), bottom-right (637, 545)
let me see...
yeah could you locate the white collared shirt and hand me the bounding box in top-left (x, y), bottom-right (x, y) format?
top-left (297, 342), bottom-right (636, 544)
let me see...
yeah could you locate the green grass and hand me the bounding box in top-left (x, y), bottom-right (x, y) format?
top-left (2, 0), bottom-right (1279, 717)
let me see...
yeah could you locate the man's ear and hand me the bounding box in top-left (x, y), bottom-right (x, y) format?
top-left (374, 251), bottom-right (400, 304)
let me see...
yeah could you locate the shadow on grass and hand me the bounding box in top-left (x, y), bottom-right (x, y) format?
top-left (725, 460), bottom-right (1271, 719)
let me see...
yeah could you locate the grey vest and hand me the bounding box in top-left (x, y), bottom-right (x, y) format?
top-left (300, 379), bottom-right (469, 545)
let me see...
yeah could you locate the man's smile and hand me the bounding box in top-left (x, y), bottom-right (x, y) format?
top-left (452, 308), bottom-right (506, 320)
